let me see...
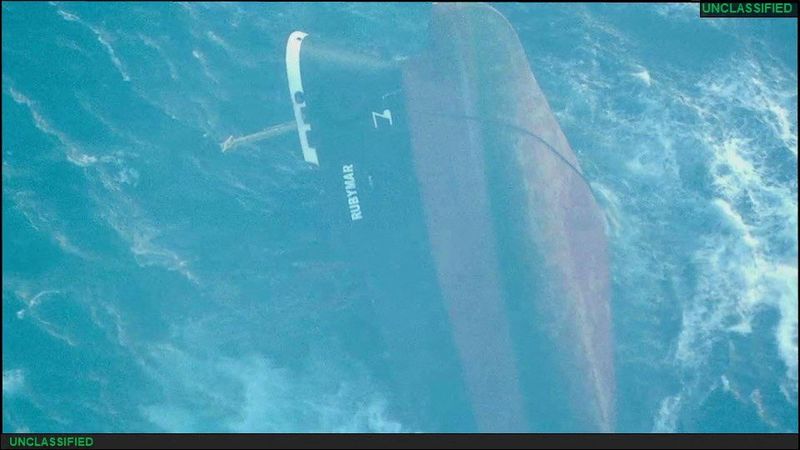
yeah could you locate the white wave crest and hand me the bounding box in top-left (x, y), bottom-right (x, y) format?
top-left (53, 6), bottom-right (130, 82)
top-left (139, 345), bottom-right (403, 432)
top-left (2, 369), bottom-right (26, 396)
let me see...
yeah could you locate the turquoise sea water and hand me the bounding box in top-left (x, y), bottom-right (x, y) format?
top-left (2, 2), bottom-right (797, 432)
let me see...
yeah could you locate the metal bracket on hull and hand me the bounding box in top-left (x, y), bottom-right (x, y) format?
top-left (286, 31), bottom-right (319, 166)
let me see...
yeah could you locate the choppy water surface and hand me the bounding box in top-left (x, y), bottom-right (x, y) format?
top-left (2, 2), bottom-right (797, 432)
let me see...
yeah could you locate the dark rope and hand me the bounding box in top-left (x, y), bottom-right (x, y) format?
top-left (406, 109), bottom-right (597, 198)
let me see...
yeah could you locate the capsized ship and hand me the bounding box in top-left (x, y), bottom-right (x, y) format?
top-left (284, 3), bottom-right (614, 432)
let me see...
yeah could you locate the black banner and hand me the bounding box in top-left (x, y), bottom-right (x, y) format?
top-left (2, 433), bottom-right (799, 450)
top-left (700, 2), bottom-right (798, 17)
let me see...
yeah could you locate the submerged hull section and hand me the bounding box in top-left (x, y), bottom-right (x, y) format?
top-left (286, 2), bottom-right (614, 432)
top-left (402, 4), bottom-right (614, 431)
top-left (291, 33), bottom-right (475, 431)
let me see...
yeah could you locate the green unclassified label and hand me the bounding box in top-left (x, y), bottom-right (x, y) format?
top-left (700, 2), bottom-right (798, 17)
top-left (6, 436), bottom-right (94, 448)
